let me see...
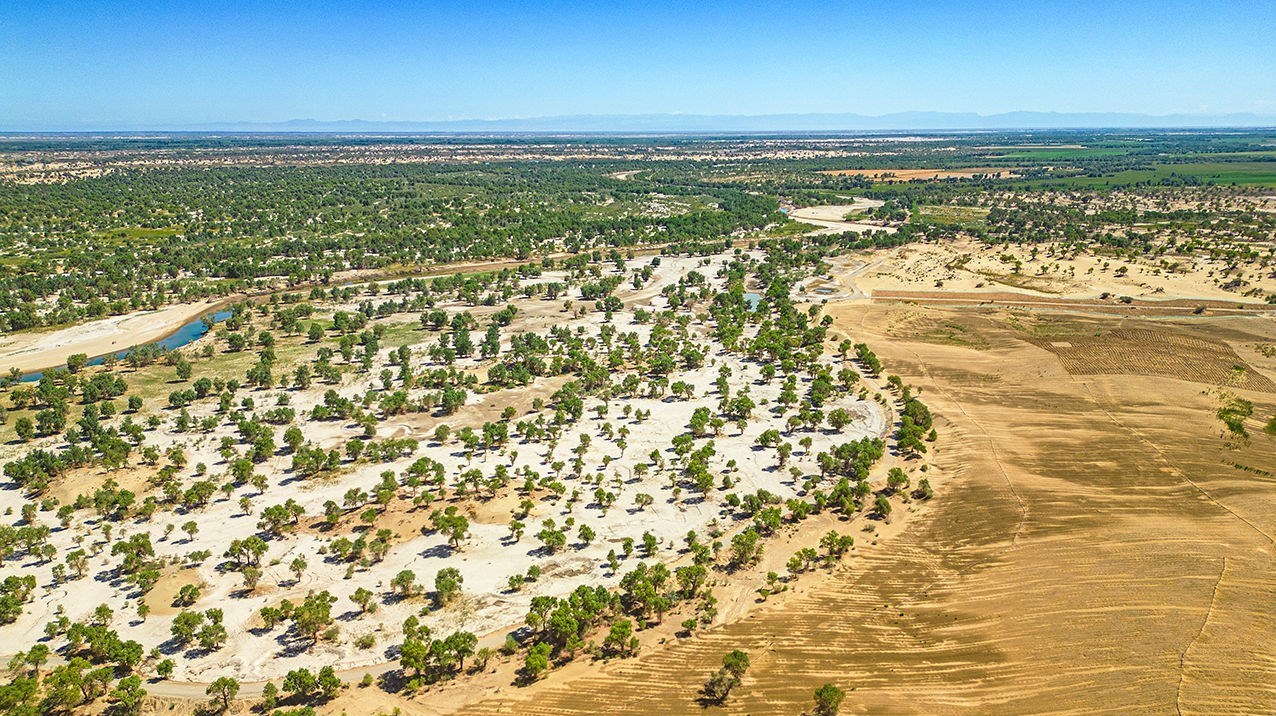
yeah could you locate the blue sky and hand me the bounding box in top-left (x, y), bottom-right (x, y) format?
top-left (1, 0), bottom-right (1273, 127)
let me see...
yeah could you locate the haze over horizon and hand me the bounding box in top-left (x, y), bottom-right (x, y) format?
top-left (2, 0), bottom-right (1274, 131)
top-left (4, 110), bottom-right (1267, 135)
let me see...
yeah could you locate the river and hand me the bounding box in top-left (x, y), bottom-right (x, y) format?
top-left (19, 309), bottom-right (232, 383)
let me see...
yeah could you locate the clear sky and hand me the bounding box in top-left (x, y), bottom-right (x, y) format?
top-left (2, 0), bottom-right (1273, 128)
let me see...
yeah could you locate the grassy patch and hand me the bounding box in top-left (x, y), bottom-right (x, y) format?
top-left (992, 147), bottom-right (1130, 160)
top-left (911, 205), bottom-right (989, 228)
top-left (93, 226), bottom-right (185, 239)
top-left (759, 220), bottom-right (821, 237)
top-left (914, 322), bottom-right (991, 350)
top-left (973, 270), bottom-right (1060, 294)
top-left (1020, 162), bottom-right (1276, 189)
top-left (1217, 395), bottom-right (1255, 437)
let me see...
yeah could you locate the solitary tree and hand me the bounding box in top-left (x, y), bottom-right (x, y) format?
top-left (812, 683), bottom-right (846, 716)
top-left (702, 649), bottom-right (750, 704)
top-left (873, 494), bottom-right (892, 521)
top-left (206, 676), bottom-right (239, 712)
top-left (290, 556), bottom-right (307, 584)
top-left (391, 570), bottom-right (418, 597)
top-left (351, 587), bottom-right (375, 613)
top-left (435, 567), bottom-right (464, 607)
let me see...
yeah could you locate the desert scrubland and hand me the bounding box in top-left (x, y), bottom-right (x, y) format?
top-left (0, 131), bottom-right (1274, 715)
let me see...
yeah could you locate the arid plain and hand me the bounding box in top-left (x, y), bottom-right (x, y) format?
top-left (446, 275), bottom-right (1276, 715)
top-left (2, 132), bottom-right (1275, 716)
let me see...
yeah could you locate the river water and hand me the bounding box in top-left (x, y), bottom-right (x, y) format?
top-left (19, 309), bottom-right (232, 383)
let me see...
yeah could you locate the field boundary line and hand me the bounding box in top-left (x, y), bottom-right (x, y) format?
top-left (1078, 380), bottom-right (1276, 546)
top-left (1175, 557), bottom-right (1227, 716)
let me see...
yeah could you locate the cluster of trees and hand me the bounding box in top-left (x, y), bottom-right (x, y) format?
top-left (259, 665), bottom-right (343, 710)
top-left (256, 591), bottom-right (337, 645)
top-left (398, 618), bottom-right (480, 688)
top-left (0, 184), bottom-right (945, 711)
top-left (0, 162), bottom-right (780, 332)
top-left (0, 575), bottom-right (37, 624)
top-left (503, 561), bottom-right (712, 684)
top-left (169, 608), bottom-right (227, 652)
top-left (0, 649), bottom-right (148, 715)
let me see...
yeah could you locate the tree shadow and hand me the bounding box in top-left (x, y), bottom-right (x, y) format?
top-left (419, 543), bottom-right (453, 560)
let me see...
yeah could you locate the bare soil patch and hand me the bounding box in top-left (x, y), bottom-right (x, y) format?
top-left (1026, 328), bottom-right (1276, 392)
top-left (452, 304), bottom-right (1276, 715)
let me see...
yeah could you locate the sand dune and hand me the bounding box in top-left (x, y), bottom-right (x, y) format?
top-left (455, 304), bottom-right (1276, 715)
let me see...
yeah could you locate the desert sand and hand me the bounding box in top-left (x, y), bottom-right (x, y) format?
top-left (787, 200), bottom-right (895, 235)
top-left (5, 197), bottom-right (1273, 714)
top-left (451, 299), bottom-right (1276, 715)
top-left (844, 237), bottom-right (1272, 305)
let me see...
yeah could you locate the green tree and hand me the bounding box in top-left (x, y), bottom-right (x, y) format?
top-left (603, 618), bottom-right (637, 657)
top-left (812, 683), bottom-right (846, 716)
top-left (14, 416), bottom-right (34, 442)
top-left (66, 353), bottom-right (89, 373)
top-left (109, 674), bottom-right (147, 715)
top-left (206, 676), bottom-right (239, 712)
top-left (316, 665), bottom-right (343, 700)
top-left (886, 467), bottom-right (909, 494)
top-left (170, 610), bottom-right (204, 645)
top-left (293, 591), bottom-right (335, 643)
top-left (282, 668), bottom-right (317, 700)
top-left (434, 567), bottom-right (464, 607)
top-left (522, 642), bottom-right (552, 682)
top-left (873, 494), bottom-right (892, 520)
top-left (702, 649), bottom-right (750, 704)
top-left (391, 570), bottom-right (418, 596)
top-left (290, 556), bottom-right (307, 583)
top-left (351, 586), bottom-right (375, 613)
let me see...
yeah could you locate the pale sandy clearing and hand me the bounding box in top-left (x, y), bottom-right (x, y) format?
top-left (0, 299), bottom-right (223, 374)
top-left (848, 238), bottom-right (1274, 303)
top-left (789, 200), bottom-right (897, 236)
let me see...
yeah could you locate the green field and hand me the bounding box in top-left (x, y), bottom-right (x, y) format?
top-left (93, 226), bottom-right (185, 239)
top-left (993, 147), bottom-right (1132, 160)
top-left (1023, 161), bottom-right (1276, 188)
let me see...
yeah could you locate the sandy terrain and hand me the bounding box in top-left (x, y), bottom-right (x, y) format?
top-left (0, 300), bottom-right (223, 374)
top-left (0, 251), bottom-right (899, 688)
top-left (453, 301), bottom-right (1276, 715)
top-left (788, 200), bottom-right (896, 236)
top-left (7, 203), bottom-right (1273, 713)
top-left (845, 237), bottom-right (1274, 304)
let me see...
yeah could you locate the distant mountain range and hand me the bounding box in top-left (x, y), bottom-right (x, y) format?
top-left (8, 111), bottom-right (1276, 133)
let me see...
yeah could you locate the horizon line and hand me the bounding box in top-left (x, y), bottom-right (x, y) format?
top-left (4, 109), bottom-right (1276, 134)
